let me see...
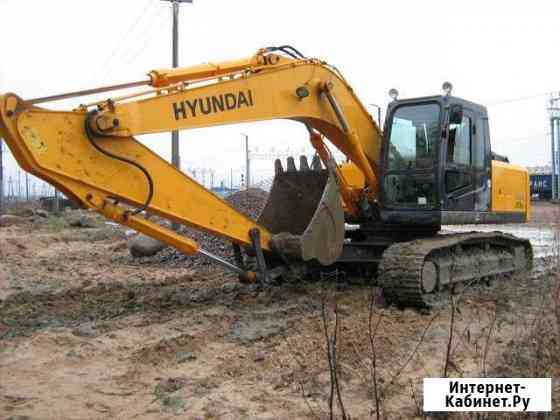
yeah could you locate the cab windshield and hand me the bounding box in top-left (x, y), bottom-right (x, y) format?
top-left (387, 103), bottom-right (440, 170)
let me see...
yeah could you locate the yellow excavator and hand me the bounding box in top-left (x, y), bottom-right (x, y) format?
top-left (0, 46), bottom-right (532, 306)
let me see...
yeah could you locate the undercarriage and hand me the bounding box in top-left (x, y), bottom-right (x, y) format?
top-left (360, 230), bottom-right (532, 307)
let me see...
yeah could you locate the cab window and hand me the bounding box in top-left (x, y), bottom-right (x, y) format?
top-left (447, 116), bottom-right (471, 166)
top-left (387, 104), bottom-right (440, 171)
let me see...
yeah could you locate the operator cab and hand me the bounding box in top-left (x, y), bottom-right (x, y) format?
top-left (379, 87), bottom-right (493, 227)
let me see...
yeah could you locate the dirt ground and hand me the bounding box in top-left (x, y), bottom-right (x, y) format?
top-left (1, 202), bottom-right (559, 419)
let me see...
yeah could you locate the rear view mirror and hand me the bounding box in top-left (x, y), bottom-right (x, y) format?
top-left (449, 104), bottom-right (463, 125)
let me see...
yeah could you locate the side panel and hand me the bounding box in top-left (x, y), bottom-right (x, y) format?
top-left (441, 210), bottom-right (526, 224)
top-left (491, 160), bottom-right (530, 221)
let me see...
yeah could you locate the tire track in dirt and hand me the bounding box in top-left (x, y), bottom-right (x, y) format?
top-left (0, 273), bottom-right (262, 339)
top-left (0, 271), bottom-right (320, 340)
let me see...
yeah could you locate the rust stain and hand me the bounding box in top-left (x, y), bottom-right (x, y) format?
top-left (20, 126), bottom-right (48, 154)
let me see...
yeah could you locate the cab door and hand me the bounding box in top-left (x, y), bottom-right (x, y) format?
top-left (472, 117), bottom-right (491, 211)
top-left (443, 110), bottom-right (475, 211)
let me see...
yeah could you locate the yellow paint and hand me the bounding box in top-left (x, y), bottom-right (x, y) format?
top-left (20, 126), bottom-right (48, 154)
top-left (0, 49), bottom-right (383, 254)
top-left (491, 160), bottom-right (530, 221)
top-left (338, 162), bottom-right (365, 190)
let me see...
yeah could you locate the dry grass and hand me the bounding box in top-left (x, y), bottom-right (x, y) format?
top-left (288, 228), bottom-right (560, 419)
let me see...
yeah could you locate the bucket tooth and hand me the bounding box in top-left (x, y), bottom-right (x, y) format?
top-left (311, 154), bottom-right (322, 171)
top-left (299, 155), bottom-right (310, 171)
top-left (257, 165), bottom-right (344, 266)
top-left (274, 159), bottom-right (284, 175)
top-left (286, 156), bottom-right (297, 172)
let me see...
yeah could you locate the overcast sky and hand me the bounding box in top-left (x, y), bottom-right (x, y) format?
top-left (1, 0), bottom-right (559, 191)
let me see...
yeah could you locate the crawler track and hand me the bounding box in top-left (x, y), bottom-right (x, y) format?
top-left (378, 232), bottom-right (533, 307)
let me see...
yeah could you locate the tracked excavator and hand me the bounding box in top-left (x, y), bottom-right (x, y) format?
top-left (0, 46), bottom-right (532, 306)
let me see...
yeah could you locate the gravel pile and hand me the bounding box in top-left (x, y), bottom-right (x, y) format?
top-left (136, 188), bottom-right (269, 267)
top-left (225, 188), bottom-right (269, 220)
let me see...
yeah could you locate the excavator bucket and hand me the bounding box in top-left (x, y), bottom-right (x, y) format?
top-left (257, 156), bottom-right (345, 266)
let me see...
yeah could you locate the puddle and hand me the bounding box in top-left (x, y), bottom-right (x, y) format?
top-left (443, 224), bottom-right (559, 259)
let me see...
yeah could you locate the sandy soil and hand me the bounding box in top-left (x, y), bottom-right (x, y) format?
top-left (1, 204), bottom-right (559, 419)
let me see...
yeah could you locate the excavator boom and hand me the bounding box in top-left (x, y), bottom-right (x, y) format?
top-left (0, 47), bottom-right (382, 279)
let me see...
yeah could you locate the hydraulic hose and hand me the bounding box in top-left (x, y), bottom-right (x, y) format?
top-left (264, 45), bottom-right (306, 60)
top-left (84, 110), bottom-right (154, 217)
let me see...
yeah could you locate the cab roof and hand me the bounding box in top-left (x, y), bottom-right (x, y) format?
top-left (387, 94), bottom-right (488, 117)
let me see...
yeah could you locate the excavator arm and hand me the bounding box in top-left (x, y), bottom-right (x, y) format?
top-left (0, 47), bottom-right (382, 279)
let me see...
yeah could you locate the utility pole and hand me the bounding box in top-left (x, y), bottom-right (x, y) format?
top-left (241, 133), bottom-right (250, 190)
top-left (53, 189), bottom-right (60, 215)
top-left (551, 116), bottom-right (557, 200)
top-left (7, 176), bottom-right (13, 201)
top-left (161, 0), bottom-right (192, 171)
top-left (17, 170), bottom-right (21, 199)
top-left (548, 95), bottom-right (560, 200)
top-left (369, 103), bottom-right (382, 128)
top-left (556, 119), bottom-right (560, 200)
top-left (25, 173), bottom-right (29, 201)
top-left (162, 0), bottom-right (192, 229)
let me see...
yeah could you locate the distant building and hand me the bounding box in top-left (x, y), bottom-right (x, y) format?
top-left (529, 173), bottom-right (558, 200)
top-left (527, 165), bottom-right (552, 175)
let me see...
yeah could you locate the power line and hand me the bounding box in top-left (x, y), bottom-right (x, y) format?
top-left (487, 91), bottom-right (559, 106)
top-left (90, 0), bottom-right (155, 84)
top-left (94, 0), bottom-right (154, 76)
top-left (98, 3), bottom-right (162, 83)
top-left (121, 7), bottom-right (169, 67)
top-left (488, 132), bottom-right (547, 143)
